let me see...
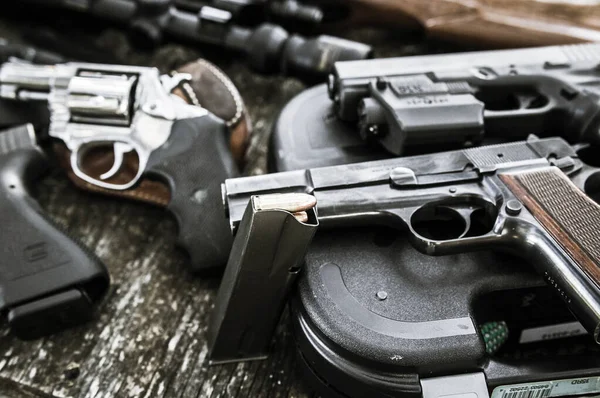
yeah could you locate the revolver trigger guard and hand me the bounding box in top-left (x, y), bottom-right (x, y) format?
top-left (69, 143), bottom-right (145, 191)
top-left (99, 142), bottom-right (134, 181)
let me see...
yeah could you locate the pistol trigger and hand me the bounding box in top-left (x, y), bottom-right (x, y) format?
top-left (516, 93), bottom-right (548, 110)
top-left (451, 206), bottom-right (479, 238)
top-left (100, 142), bottom-right (133, 181)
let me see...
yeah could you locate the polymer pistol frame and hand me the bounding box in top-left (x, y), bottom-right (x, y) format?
top-left (327, 43), bottom-right (600, 155)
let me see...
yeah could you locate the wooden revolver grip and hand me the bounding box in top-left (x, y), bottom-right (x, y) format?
top-left (500, 168), bottom-right (600, 289)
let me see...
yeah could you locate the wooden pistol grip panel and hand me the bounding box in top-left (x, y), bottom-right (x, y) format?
top-left (500, 167), bottom-right (600, 339)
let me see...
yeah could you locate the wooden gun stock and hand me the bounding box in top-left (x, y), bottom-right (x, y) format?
top-left (327, 0), bottom-right (600, 48)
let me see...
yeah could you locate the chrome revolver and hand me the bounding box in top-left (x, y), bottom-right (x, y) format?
top-left (0, 61), bottom-right (238, 270)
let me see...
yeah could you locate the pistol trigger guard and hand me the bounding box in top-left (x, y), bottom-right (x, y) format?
top-left (100, 142), bottom-right (133, 181)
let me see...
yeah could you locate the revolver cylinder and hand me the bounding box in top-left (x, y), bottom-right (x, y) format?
top-left (66, 74), bottom-right (136, 126)
top-left (1, 63), bottom-right (140, 127)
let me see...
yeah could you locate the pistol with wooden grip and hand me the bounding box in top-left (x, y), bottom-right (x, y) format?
top-left (222, 136), bottom-right (600, 342)
top-left (0, 60), bottom-right (244, 271)
top-left (328, 43), bottom-right (600, 156)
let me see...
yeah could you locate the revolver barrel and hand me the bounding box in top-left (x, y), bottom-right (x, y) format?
top-left (0, 62), bottom-right (138, 126)
top-left (0, 63), bottom-right (55, 101)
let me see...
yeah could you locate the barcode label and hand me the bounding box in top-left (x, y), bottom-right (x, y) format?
top-left (499, 388), bottom-right (551, 398)
top-left (491, 376), bottom-right (600, 398)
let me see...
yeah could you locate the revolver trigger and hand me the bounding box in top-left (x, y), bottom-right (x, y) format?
top-left (100, 142), bottom-right (133, 181)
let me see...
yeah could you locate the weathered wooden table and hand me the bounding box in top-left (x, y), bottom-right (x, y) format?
top-left (0, 11), bottom-right (460, 397)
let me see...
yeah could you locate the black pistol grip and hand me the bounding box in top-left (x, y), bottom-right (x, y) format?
top-left (0, 126), bottom-right (109, 340)
top-left (146, 115), bottom-right (239, 272)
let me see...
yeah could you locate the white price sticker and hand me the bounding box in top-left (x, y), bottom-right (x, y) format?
top-left (519, 322), bottom-right (587, 344)
top-left (491, 377), bottom-right (600, 398)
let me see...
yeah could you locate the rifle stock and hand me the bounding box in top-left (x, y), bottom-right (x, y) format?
top-left (325, 0), bottom-right (600, 47)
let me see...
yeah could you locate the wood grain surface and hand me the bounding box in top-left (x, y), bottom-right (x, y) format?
top-left (342, 0), bottom-right (600, 47)
top-left (0, 12), bottom-right (458, 398)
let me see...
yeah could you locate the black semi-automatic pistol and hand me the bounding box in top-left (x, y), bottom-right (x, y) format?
top-left (0, 125), bottom-right (109, 339)
top-left (328, 43), bottom-right (600, 155)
